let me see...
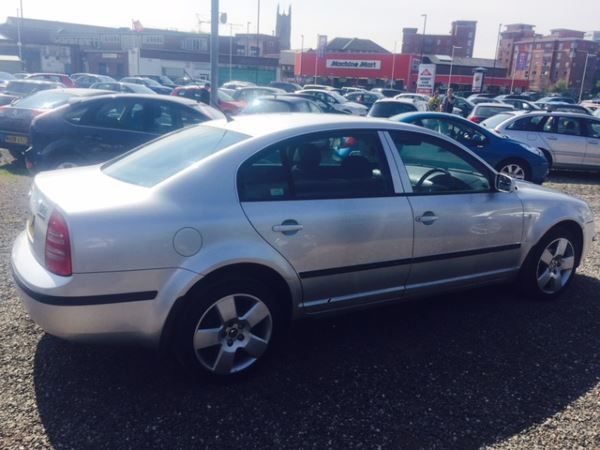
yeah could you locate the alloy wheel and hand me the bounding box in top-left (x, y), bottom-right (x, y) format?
top-left (192, 294), bottom-right (273, 375)
top-left (500, 163), bottom-right (526, 180)
top-left (536, 237), bottom-right (575, 294)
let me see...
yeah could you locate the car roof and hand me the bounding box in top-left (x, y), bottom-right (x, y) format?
top-left (216, 113), bottom-right (419, 138)
top-left (375, 98), bottom-right (417, 104)
top-left (74, 93), bottom-right (198, 105)
top-left (8, 79), bottom-right (62, 85)
top-left (255, 95), bottom-right (312, 103)
top-left (473, 102), bottom-right (514, 108)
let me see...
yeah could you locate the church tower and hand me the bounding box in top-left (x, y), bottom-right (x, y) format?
top-left (275, 4), bottom-right (292, 50)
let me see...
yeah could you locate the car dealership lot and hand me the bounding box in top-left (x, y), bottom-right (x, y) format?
top-left (0, 156), bottom-right (598, 449)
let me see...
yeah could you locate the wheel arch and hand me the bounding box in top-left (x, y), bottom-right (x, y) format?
top-left (528, 220), bottom-right (585, 266)
top-left (159, 262), bottom-right (295, 352)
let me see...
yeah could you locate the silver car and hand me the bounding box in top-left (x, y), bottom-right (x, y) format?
top-left (11, 114), bottom-right (595, 378)
top-left (493, 111), bottom-right (600, 169)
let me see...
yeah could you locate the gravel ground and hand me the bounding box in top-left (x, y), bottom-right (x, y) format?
top-left (0, 158), bottom-right (598, 449)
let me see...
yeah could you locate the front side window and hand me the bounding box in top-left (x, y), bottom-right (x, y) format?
top-left (546, 116), bottom-right (583, 136)
top-left (585, 120), bottom-right (600, 138)
top-left (390, 131), bottom-right (491, 194)
top-left (418, 118), bottom-right (486, 146)
top-left (238, 131), bottom-right (393, 201)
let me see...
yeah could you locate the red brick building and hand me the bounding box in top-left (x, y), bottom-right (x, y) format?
top-left (401, 21), bottom-right (477, 58)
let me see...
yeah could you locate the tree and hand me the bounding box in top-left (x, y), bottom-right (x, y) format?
top-left (551, 79), bottom-right (568, 93)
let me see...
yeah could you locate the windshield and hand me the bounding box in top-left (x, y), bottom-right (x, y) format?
top-left (244, 100), bottom-right (291, 114)
top-left (142, 78), bottom-right (162, 87)
top-left (12, 90), bottom-right (73, 109)
top-left (329, 91), bottom-right (347, 103)
top-left (475, 106), bottom-right (511, 117)
top-left (103, 125), bottom-right (249, 187)
top-left (480, 113), bottom-right (515, 128)
top-left (218, 89), bottom-right (234, 102)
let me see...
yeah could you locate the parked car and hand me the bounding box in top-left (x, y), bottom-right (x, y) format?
top-left (289, 92), bottom-right (350, 114)
top-left (0, 71), bottom-right (15, 90)
top-left (467, 103), bottom-right (515, 123)
top-left (0, 80), bottom-right (64, 106)
top-left (467, 93), bottom-right (497, 102)
top-left (296, 89), bottom-right (368, 115)
top-left (120, 77), bottom-right (172, 95)
top-left (242, 95), bottom-right (322, 114)
top-left (480, 111), bottom-right (526, 129)
top-left (222, 80), bottom-right (256, 90)
top-left (231, 87), bottom-right (286, 106)
top-left (440, 95), bottom-right (475, 117)
top-left (368, 98), bottom-right (426, 118)
top-left (26, 73), bottom-right (75, 87)
top-left (73, 74), bottom-right (115, 88)
top-left (302, 84), bottom-right (334, 91)
top-left (12, 114), bottom-right (595, 378)
top-left (500, 98), bottom-right (540, 111)
top-left (12, 72), bottom-right (29, 79)
top-left (490, 111), bottom-right (600, 170)
top-left (469, 97), bottom-right (501, 105)
top-left (536, 96), bottom-right (575, 105)
top-left (268, 81), bottom-right (302, 93)
top-left (24, 94), bottom-right (225, 172)
top-left (395, 93), bottom-right (430, 103)
top-left (594, 109), bottom-right (600, 118)
top-left (89, 81), bottom-right (156, 94)
top-left (580, 99), bottom-right (600, 112)
top-left (140, 75), bottom-right (177, 89)
top-left (371, 87), bottom-right (404, 98)
top-left (171, 86), bottom-right (245, 115)
top-left (495, 94), bottom-right (530, 102)
top-left (0, 88), bottom-right (110, 160)
top-left (392, 112), bottom-right (549, 183)
top-left (344, 91), bottom-right (383, 109)
top-left (340, 87), bottom-right (367, 95)
top-left (542, 103), bottom-right (592, 115)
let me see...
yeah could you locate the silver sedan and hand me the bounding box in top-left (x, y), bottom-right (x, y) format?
top-left (11, 114), bottom-right (596, 378)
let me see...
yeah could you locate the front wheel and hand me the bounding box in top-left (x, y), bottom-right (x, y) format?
top-left (497, 158), bottom-right (531, 181)
top-left (519, 227), bottom-right (580, 301)
top-left (174, 279), bottom-right (281, 378)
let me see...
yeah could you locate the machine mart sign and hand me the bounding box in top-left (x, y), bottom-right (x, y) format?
top-left (416, 64), bottom-right (436, 95)
top-left (326, 59), bottom-right (382, 70)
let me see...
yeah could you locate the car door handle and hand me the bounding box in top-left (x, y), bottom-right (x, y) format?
top-left (272, 220), bottom-right (303, 234)
top-left (415, 212), bottom-right (439, 225)
top-left (588, 140), bottom-right (599, 145)
top-left (546, 136), bottom-right (558, 141)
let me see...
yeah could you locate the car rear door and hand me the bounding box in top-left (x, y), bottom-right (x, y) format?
top-left (239, 129), bottom-right (414, 312)
top-left (539, 115), bottom-right (587, 166)
top-left (583, 118), bottom-right (600, 167)
top-left (387, 130), bottom-right (524, 294)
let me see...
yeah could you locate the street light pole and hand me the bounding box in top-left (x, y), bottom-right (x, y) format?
top-left (448, 45), bottom-right (461, 89)
top-left (579, 52), bottom-right (591, 103)
top-left (420, 14), bottom-right (428, 63)
top-left (493, 23), bottom-right (502, 69)
top-left (209, 0), bottom-right (219, 107)
top-left (299, 34), bottom-right (304, 83)
top-left (255, 0), bottom-right (260, 83)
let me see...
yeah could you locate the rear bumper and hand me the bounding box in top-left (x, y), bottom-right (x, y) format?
top-left (10, 231), bottom-right (200, 346)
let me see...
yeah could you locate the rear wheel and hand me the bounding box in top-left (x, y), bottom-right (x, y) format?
top-left (519, 227), bottom-right (580, 301)
top-left (174, 278), bottom-right (281, 378)
top-left (497, 158), bottom-right (530, 181)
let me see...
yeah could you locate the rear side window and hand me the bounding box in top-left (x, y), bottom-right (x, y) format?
top-left (506, 115), bottom-right (546, 131)
top-left (103, 125), bottom-right (249, 187)
top-left (238, 131), bottom-right (393, 201)
top-left (586, 120), bottom-right (600, 138)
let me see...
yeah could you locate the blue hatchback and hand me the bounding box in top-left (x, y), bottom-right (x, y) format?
top-left (390, 112), bottom-right (549, 184)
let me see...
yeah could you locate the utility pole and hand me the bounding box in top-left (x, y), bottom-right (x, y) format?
top-left (449, 46), bottom-right (461, 89)
top-left (420, 14), bottom-right (428, 63)
top-left (16, 7), bottom-right (23, 70)
top-left (390, 41), bottom-right (397, 88)
top-left (579, 52), bottom-right (591, 103)
top-left (493, 23), bottom-right (502, 69)
top-left (299, 34), bottom-right (304, 83)
top-left (255, 0), bottom-right (260, 83)
top-left (210, 0), bottom-right (219, 107)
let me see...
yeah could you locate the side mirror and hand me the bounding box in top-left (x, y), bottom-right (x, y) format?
top-left (495, 173), bottom-right (516, 193)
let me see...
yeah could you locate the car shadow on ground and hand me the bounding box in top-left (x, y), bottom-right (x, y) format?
top-left (549, 170), bottom-right (600, 186)
top-left (33, 274), bottom-right (600, 449)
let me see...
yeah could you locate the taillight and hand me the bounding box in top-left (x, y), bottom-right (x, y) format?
top-left (45, 210), bottom-right (72, 276)
top-left (469, 116), bottom-right (481, 123)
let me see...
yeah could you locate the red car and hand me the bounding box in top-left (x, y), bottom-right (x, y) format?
top-left (171, 86), bottom-right (244, 115)
top-left (25, 73), bottom-right (75, 88)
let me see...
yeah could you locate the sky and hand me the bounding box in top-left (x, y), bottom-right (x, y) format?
top-left (2, 0), bottom-right (600, 58)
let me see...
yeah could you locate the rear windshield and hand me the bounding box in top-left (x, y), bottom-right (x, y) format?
top-left (369, 102), bottom-right (416, 118)
top-left (13, 90), bottom-right (72, 109)
top-left (6, 81), bottom-right (46, 95)
top-left (244, 100), bottom-right (291, 114)
top-left (102, 125), bottom-right (249, 187)
top-left (480, 113), bottom-right (515, 128)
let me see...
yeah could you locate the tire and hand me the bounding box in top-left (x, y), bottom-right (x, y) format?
top-left (519, 227), bottom-right (580, 301)
top-left (540, 149), bottom-right (553, 170)
top-left (497, 158), bottom-right (531, 181)
top-left (174, 278), bottom-right (282, 379)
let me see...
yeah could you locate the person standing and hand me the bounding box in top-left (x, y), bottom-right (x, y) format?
top-left (428, 90), bottom-right (441, 112)
top-left (441, 88), bottom-right (456, 113)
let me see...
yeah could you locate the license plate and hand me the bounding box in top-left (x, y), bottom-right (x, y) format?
top-left (27, 214), bottom-right (35, 241)
top-left (5, 134), bottom-right (28, 145)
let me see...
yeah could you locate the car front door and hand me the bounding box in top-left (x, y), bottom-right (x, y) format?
top-left (387, 130), bottom-right (524, 294)
top-left (239, 129), bottom-right (414, 312)
top-left (539, 116), bottom-right (587, 166)
top-left (583, 118), bottom-right (600, 167)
